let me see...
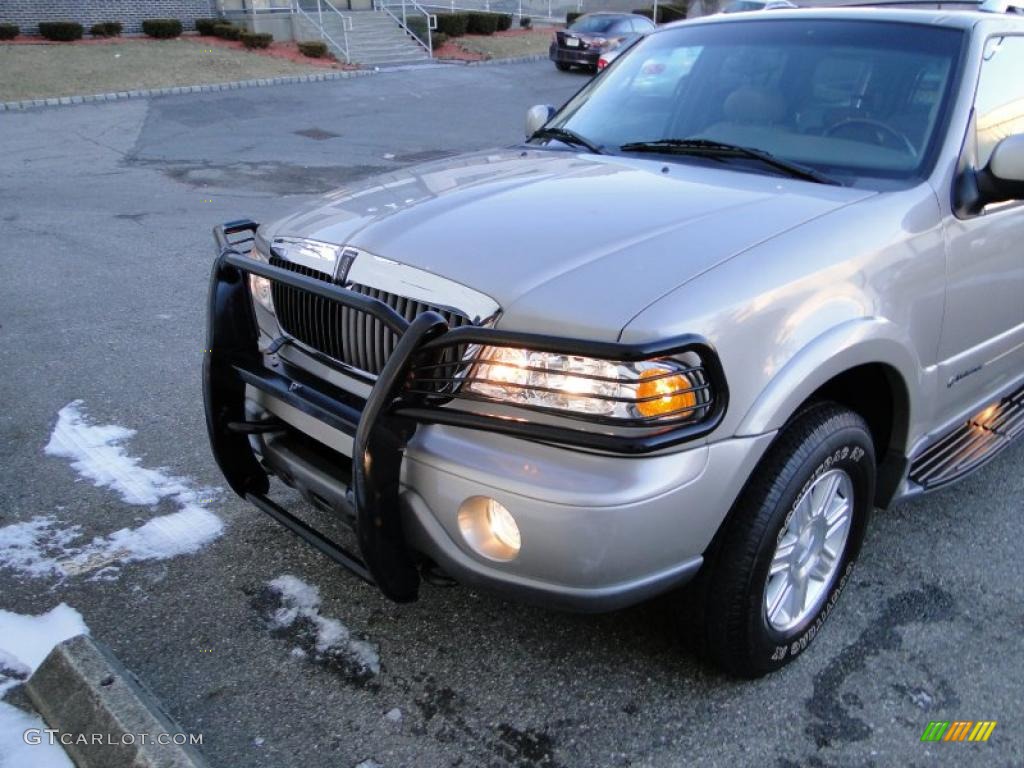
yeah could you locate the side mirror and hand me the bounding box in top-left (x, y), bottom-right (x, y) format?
top-left (978, 134), bottom-right (1024, 206)
top-left (525, 105), bottom-right (556, 139)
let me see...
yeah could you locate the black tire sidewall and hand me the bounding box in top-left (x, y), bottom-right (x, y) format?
top-left (749, 421), bottom-right (874, 672)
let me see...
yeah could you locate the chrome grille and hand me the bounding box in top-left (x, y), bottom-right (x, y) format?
top-left (269, 256), bottom-right (472, 380)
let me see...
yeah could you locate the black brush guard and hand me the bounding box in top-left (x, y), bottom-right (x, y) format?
top-left (204, 220), bottom-right (728, 603)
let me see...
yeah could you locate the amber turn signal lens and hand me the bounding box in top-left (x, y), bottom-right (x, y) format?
top-left (636, 369), bottom-right (697, 418)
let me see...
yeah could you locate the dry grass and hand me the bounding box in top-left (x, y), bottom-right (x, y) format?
top-left (452, 28), bottom-right (553, 60)
top-left (0, 38), bottom-right (327, 101)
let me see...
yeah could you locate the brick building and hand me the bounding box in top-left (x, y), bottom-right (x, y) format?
top-left (1, 0), bottom-right (219, 34)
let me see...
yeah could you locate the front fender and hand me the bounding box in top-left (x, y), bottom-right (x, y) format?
top-left (735, 318), bottom-right (923, 450)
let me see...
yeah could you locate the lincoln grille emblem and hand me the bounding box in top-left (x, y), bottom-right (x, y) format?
top-left (335, 248), bottom-right (358, 284)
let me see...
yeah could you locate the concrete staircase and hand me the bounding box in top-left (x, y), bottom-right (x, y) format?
top-left (294, 8), bottom-right (432, 67)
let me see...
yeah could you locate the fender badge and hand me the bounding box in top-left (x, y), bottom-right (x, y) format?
top-left (948, 364), bottom-right (982, 388)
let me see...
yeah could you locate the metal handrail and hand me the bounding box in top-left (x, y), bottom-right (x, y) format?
top-left (414, 0), bottom-right (571, 22)
top-left (375, 0), bottom-right (436, 57)
top-left (292, 0), bottom-right (353, 63)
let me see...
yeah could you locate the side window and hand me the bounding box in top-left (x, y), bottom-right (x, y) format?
top-left (974, 36), bottom-right (1024, 168)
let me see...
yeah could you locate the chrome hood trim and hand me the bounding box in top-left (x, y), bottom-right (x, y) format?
top-left (345, 250), bottom-right (500, 325)
top-left (269, 237), bottom-right (500, 325)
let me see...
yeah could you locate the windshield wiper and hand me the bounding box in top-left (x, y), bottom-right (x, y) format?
top-left (618, 138), bottom-right (840, 186)
top-left (531, 127), bottom-right (604, 155)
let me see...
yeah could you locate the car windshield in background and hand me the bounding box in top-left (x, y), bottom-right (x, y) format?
top-left (570, 15), bottom-right (621, 33)
top-left (547, 20), bottom-right (964, 181)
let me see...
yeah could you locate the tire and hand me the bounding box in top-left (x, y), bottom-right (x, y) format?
top-left (695, 403), bottom-right (875, 678)
top-left (555, 62), bottom-right (572, 71)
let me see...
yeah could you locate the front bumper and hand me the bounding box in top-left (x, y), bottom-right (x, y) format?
top-left (549, 43), bottom-right (601, 67)
top-left (205, 220), bottom-right (744, 611)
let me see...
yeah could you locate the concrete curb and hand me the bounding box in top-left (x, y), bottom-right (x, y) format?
top-left (435, 53), bottom-right (548, 67)
top-left (467, 53), bottom-right (549, 66)
top-left (0, 69), bottom-right (375, 112)
top-left (26, 635), bottom-right (209, 768)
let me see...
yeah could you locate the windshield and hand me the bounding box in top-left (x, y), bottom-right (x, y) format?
top-left (569, 15), bottom-right (620, 33)
top-left (547, 19), bottom-right (964, 181)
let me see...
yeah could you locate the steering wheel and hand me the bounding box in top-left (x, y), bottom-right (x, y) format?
top-left (824, 119), bottom-right (917, 156)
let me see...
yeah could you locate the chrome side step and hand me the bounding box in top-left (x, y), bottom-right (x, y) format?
top-left (909, 385), bottom-right (1024, 489)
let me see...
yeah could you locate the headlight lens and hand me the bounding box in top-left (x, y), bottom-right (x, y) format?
top-left (249, 273), bottom-right (274, 312)
top-left (248, 231), bottom-right (274, 313)
top-left (465, 346), bottom-right (708, 422)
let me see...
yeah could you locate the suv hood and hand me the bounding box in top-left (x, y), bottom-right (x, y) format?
top-left (267, 149), bottom-right (874, 339)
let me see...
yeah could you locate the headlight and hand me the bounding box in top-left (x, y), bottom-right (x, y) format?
top-left (249, 273), bottom-right (274, 312)
top-left (248, 230), bottom-right (274, 313)
top-left (465, 347), bottom-right (709, 423)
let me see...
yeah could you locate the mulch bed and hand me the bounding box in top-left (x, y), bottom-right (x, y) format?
top-left (184, 35), bottom-right (359, 69)
top-left (434, 40), bottom-right (487, 61)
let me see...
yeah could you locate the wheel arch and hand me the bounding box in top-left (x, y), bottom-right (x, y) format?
top-left (735, 319), bottom-right (918, 508)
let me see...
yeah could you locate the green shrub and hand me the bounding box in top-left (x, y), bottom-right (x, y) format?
top-left (141, 18), bottom-right (182, 38)
top-left (213, 22), bottom-right (241, 40)
top-left (519, 15), bottom-right (532, 28)
top-left (466, 11), bottom-right (499, 35)
top-left (496, 13), bottom-right (512, 31)
top-left (38, 21), bottom-right (83, 41)
top-left (240, 31), bottom-right (273, 49)
top-left (0, 23), bottom-right (19, 40)
top-left (566, 11), bottom-right (582, 25)
top-left (297, 40), bottom-right (328, 57)
top-left (434, 12), bottom-right (469, 37)
top-left (194, 17), bottom-right (220, 35)
top-left (89, 21), bottom-right (122, 37)
top-left (431, 31), bottom-right (448, 50)
top-left (407, 16), bottom-right (427, 41)
top-left (657, 4), bottom-right (687, 22)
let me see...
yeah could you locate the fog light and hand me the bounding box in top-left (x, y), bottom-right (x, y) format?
top-left (458, 496), bottom-right (521, 561)
top-left (487, 500), bottom-right (521, 551)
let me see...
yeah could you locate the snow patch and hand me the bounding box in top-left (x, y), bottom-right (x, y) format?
top-left (0, 604), bottom-right (88, 768)
top-left (0, 703), bottom-right (75, 768)
top-left (0, 517), bottom-right (82, 579)
top-left (45, 400), bottom-right (207, 508)
top-left (0, 605), bottom-right (88, 694)
top-left (264, 575), bottom-right (381, 679)
top-left (0, 402), bottom-right (224, 580)
top-left (0, 508), bottom-right (223, 580)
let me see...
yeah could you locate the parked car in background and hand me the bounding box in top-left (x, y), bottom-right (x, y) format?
top-left (722, 0), bottom-right (798, 11)
top-left (550, 12), bottom-right (655, 72)
top-left (597, 48), bottom-right (620, 70)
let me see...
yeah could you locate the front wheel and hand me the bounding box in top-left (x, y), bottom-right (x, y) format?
top-left (695, 403), bottom-right (875, 677)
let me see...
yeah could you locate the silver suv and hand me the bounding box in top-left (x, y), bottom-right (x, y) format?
top-left (205, 5), bottom-right (1024, 677)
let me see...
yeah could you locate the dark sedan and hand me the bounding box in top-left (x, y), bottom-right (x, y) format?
top-left (549, 12), bottom-right (655, 72)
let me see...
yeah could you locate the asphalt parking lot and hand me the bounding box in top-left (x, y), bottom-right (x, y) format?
top-left (1, 61), bottom-right (1022, 768)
